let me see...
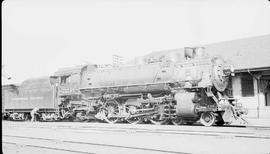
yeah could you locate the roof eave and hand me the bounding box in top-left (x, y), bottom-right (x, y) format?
top-left (235, 66), bottom-right (270, 73)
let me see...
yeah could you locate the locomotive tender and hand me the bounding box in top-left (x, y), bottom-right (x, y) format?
top-left (2, 47), bottom-right (247, 126)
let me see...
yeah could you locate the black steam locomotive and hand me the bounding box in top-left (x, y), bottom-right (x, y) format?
top-left (2, 47), bottom-right (247, 126)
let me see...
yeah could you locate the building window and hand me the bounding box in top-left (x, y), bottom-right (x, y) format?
top-left (265, 84), bottom-right (270, 106)
top-left (225, 77), bottom-right (233, 97)
top-left (266, 93), bottom-right (270, 106)
top-left (241, 75), bottom-right (254, 97)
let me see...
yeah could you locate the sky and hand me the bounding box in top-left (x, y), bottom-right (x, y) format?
top-left (2, 0), bottom-right (270, 84)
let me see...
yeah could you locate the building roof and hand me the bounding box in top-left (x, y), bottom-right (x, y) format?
top-left (128, 34), bottom-right (270, 71)
top-left (205, 34), bottom-right (270, 72)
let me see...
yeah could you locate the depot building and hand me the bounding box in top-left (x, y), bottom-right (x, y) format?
top-left (130, 34), bottom-right (270, 118)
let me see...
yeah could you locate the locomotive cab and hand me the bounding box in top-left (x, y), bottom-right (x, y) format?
top-left (184, 47), bottom-right (206, 60)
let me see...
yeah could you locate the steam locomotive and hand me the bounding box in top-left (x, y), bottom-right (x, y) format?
top-left (2, 47), bottom-right (247, 126)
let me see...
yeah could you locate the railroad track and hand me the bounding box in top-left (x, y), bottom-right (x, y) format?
top-left (3, 122), bottom-right (270, 154)
top-left (3, 135), bottom-right (188, 154)
top-left (3, 122), bottom-right (270, 139)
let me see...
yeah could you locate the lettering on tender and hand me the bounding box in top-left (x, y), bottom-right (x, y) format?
top-left (30, 97), bottom-right (44, 100)
top-left (12, 97), bottom-right (28, 101)
top-left (12, 97), bottom-right (44, 101)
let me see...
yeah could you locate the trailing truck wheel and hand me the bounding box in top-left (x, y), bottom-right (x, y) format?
top-left (200, 112), bottom-right (216, 127)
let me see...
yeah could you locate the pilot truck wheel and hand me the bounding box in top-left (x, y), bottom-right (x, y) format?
top-left (200, 112), bottom-right (216, 126)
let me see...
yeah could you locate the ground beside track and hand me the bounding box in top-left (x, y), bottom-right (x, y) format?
top-left (2, 121), bottom-right (270, 154)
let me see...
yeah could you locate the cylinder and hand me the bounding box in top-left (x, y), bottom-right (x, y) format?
top-left (175, 92), bottom-right (198, 118)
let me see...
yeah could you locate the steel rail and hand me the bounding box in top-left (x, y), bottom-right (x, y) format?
top-left (60, 127), bottom-right (270, 139)
top-left (3, 135), bottom-right (188, 154)
top-left (4, 124), bottom-right (270, 139)
top-left (3, 141), bottom-right (94, 154)
top-left (3, 123), bottom-right (259, 134)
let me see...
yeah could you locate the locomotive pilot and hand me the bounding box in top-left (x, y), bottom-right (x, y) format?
top-left (31, 107), bottom-right (39, 122)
